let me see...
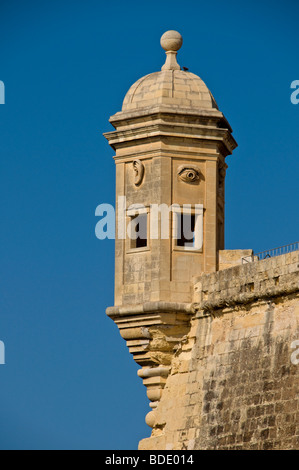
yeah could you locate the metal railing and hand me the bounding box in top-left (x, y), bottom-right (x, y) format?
top-left (242, 241), bottom-right (299, 264)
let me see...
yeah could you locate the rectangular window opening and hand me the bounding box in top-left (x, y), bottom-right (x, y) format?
top-left (176, 213), bottom-right (196, 248)
top-left (130, 213), bottom-right (147, 249)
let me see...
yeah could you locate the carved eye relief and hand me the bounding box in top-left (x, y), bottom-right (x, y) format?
top-left (133, 159), bottom-right (145, 186)
top-left (177, 164), bottom-right (201, 183)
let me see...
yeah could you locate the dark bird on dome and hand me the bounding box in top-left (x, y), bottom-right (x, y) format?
top-left (182, 66), bottom-right (189, 71)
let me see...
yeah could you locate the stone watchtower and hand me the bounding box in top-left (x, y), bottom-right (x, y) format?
top-left (104, 31), bottom-right (237, 427)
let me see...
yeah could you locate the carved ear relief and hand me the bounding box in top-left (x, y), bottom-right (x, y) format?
top-left (133, 159), bottom-right (145, 186)
top-left (177, 164), bottom-right (201, 184)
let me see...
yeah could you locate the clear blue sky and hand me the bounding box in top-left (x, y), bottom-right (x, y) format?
top-left (0, 0), bottom-right (298, 450)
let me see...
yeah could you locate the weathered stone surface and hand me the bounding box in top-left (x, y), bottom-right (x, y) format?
top-left (218, 249), bottom-right (253, 270)
top-left (139, 252), bottom-right (299, 450)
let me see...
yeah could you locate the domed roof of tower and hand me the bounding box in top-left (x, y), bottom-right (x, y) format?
top-left (122, 30), bottom-right (218, 112)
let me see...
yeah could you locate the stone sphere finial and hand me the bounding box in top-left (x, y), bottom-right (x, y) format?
top-left (160, 30), bottom-right (183, 52)
top-left (160, 31), bottom-right (182, 71)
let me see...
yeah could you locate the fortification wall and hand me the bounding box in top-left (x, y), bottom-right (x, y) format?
top-left (139, 251), bottom-right (299, 450)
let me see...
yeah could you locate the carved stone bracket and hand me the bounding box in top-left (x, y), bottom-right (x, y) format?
top-left (106, 302), bottom-right (194, 427)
